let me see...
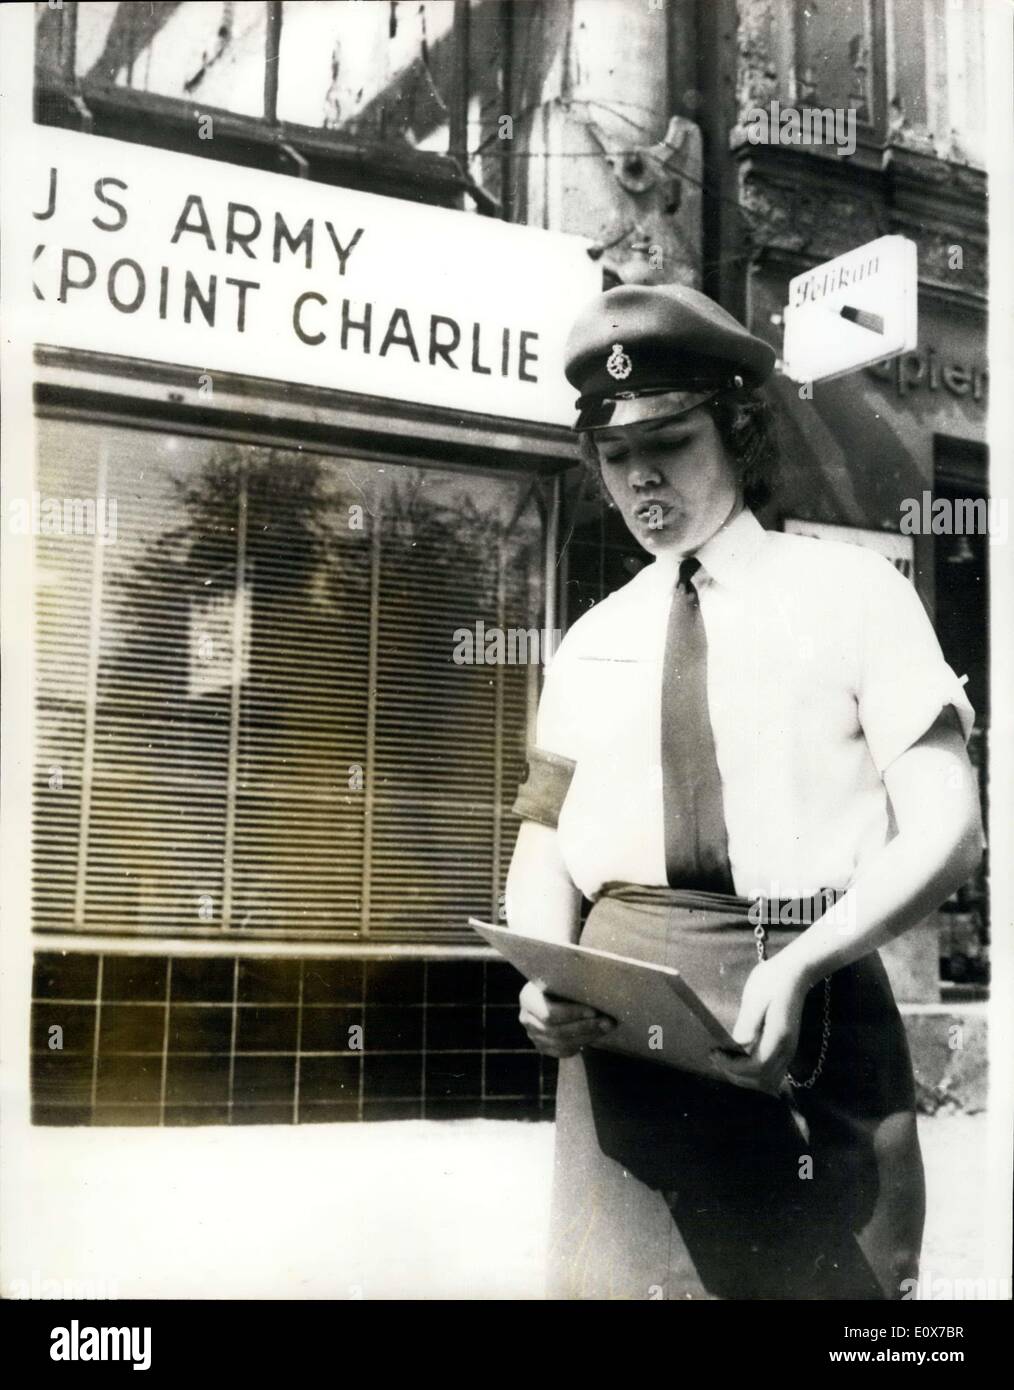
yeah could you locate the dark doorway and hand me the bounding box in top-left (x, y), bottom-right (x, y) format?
top-left (934, 437), bottom-right (990, 990)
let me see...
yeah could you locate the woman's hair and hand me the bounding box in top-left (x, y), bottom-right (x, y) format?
top-left (578, 388), bottom-right (781, 511)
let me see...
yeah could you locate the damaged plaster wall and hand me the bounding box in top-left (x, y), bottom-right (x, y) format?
top-left (507, 0), bottom-right (702, 288)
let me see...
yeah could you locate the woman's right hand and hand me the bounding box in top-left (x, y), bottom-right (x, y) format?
top-left (518, 980), bottom-right (616, 1058)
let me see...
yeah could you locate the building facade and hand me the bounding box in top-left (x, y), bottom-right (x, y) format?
top-left (728, 0), bottom-right (990, 1004)
top-left (29, 0), bottom-right (988, 1127)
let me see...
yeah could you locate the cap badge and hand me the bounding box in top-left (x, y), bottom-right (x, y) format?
top-left (606, 343), bottom-right (633, 381)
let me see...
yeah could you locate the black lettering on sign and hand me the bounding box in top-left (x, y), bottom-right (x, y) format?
top-left (294, 291), bottom-right (327, 345)
top-left (341, 300), bottom-right (372, 352)
top-left (471, 323), bottom-right (491, 376)
top-left (58, 248), bottom-right (96, 302)
top-left (274, 213), bottom-right (313, 269)
top-left (518, 330), bottom-right (539, 383)
top-left (93, 178), bottom-right (128, 233)
top-left (34, 167), bottom-right (57, 221)
top-left (33, 245), bottom-right (46, 301)
top-left (430, 315), bottom-right (460, 368)
top-left (226, 277), bottom-right (259, 333)
top-left (184, 271), bottom-right (217, 326)
top-left (326, 225), bottom-right (364, 275)
top-left (171, 194), bottom-right (216, 251)
top-left (108, 257), bottom-right (145, 313)
top-left (380, 308), bottom-right (420, 361)
top-left (226, 203), bottom-right (262, 258)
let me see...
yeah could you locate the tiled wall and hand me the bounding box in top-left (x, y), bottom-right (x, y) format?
top-left (31, 951), bottom-right (558, 1125)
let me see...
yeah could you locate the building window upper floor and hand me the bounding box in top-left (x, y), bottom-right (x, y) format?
top-left (739, 0), bottom-right (987, 169)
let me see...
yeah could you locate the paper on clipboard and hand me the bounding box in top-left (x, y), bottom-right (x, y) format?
top-left (469, 919), bottom-right (745, 1079)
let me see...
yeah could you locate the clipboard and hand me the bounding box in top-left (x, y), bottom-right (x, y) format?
top-left (469, 919), bottom-right (745, 1079)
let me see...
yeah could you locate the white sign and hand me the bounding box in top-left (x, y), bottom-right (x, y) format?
top-left (28, 127), bottom-right (600, 426)
top-left (781, 235), bottom-right (917, 384)
top-left (783, 518), bottom-right (915, 582)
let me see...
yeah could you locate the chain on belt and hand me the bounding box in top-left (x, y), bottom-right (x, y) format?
top-left (753, 922), bottom-right (831, 1089)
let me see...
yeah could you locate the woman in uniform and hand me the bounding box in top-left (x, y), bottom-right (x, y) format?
top-left (505, 283), bottom-right (983, 1301)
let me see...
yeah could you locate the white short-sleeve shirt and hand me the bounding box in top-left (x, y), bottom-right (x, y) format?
top-left (537, 508), bottom-right (974, 902)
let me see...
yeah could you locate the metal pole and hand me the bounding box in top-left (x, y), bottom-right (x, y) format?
top-left (73, 442), bottom-right (108, 928)
top-left (543, 472), bottom-right (561, 652)
top-left (264, 1), bottom-right (283, 125)
top-left (360, 507), bottom-right (382, 935)
top-left (221, 460), bottom-right (249, 929)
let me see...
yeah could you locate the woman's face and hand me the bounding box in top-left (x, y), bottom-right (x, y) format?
top-left (593, 405), bottom-right (741, 556)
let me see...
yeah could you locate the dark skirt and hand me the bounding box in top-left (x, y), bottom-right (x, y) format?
top-left (547, 886), bottom-right (925, 1301)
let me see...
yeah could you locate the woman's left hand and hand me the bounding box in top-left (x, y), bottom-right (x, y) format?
top-left (710, 954), bottom-right (812, 1095)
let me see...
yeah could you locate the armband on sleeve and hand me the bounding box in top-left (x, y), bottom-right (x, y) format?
top-left (510, 747), bottom-right (577, 830)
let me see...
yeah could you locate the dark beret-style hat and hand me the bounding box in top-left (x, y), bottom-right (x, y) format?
top-left (564, 283), bottom-right (776, 431)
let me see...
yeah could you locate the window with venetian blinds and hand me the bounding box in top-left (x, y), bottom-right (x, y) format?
top-left (34, 416), bottom-right (542, 939)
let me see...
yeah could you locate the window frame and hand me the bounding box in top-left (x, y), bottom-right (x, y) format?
top-left (747, 0), bottom-right (890, 153)
top-left (33, 0), bottom-right (491, 212)
top-left (32, 350), bottom-right (571, 948)
top-left (790, 0), bottom-right (887, 138)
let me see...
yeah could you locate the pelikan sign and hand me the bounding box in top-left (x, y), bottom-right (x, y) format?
top-left (781, 235), bottom-right (918, 384)
top-left (29, 126), bottom-right (600, 426)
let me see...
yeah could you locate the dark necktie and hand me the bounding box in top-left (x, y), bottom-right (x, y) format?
top-left (661, 557), bottom-right (735, 892)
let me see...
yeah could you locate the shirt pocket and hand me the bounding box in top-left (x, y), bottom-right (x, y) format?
top-left (572, 654), bottom-right (657, 753)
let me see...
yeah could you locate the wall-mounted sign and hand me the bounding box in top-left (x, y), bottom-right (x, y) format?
top-left (865, 348), bottom-right (988, 402)
top-left (28, 127), bottom-right (600, 426)
top-left (783, 518), bottom-right (915, 582)
top-left (781, 235), bottom-right (917, 384)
